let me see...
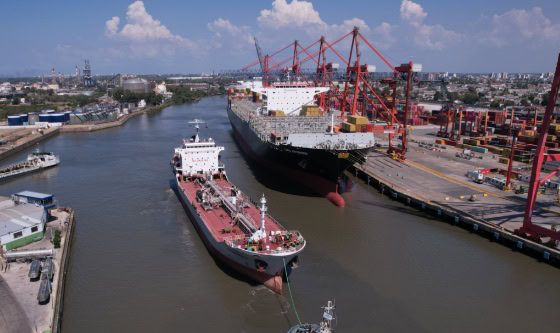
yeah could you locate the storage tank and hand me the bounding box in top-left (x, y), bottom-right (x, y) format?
top-left (19, 114), bottom-right (29, 123)
top-left (46, 110), bottom-right (56, 114)
top-left (8, 115), bottom-right (22, 126)
top-left (64, 111), bottom-right (72, 122)
top-left (69, 113), bottom-right (85, 124)
top-left (49, 113), bottom-right (65, 123)
top-left (39, 114), bottom-right (51, 122)
top-left (122, 78), bottom-right (150, 93)
top-left (28, 112), bottom-right (39, 125)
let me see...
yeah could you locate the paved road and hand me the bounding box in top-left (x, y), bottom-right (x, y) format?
top-left (0, 275), bottom-right (31, 333)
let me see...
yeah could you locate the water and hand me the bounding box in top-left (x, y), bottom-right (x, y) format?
top-left (2, 96), bottom-right (559, 332)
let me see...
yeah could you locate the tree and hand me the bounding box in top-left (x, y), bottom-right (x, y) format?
top-left (462, 92), bottom-right (479, 105)
top-left (541, 93), bottom-right (550, 106)
top-left (490, 100), bottom-right (501, 108)
top-left (11, 97), bottom-right (20, 105)
top-left (520, 99), bottom-right (530, 106)
top-left (433, 91), bottom-right (442, 101)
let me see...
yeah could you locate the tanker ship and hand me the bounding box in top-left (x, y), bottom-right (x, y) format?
top-left (172, 120), bottom-right (305, 294)
top-left (227, 81), bottom-right (375, 207)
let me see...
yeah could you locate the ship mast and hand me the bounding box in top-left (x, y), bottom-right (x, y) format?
top-left (252, 194), bottom-right (268, 240)
top-left (188, 119), bottom-right (205, 143)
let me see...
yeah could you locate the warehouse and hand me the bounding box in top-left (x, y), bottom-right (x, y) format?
top-left (0, 196), bottom-right (47, 251)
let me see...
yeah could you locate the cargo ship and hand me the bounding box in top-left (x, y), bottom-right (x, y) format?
top-left (172, 120), bottom-right (305, 294)
top-left (0, 150), bottom-right (60, 182)
top-left (227, 82), bottom-right (375, 207)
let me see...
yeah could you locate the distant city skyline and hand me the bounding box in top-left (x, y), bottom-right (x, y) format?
top-left (1, 0), bottom-right (560, 76)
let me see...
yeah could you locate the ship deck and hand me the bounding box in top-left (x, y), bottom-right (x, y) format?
top-left (179, 177), bottom-right (285, 244)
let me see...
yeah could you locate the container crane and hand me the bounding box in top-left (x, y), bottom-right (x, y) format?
top-left (253, 37), bottom-right (265, 73)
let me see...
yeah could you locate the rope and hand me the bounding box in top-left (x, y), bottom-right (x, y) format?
top-left (283, 257), bottom-right (302, 325)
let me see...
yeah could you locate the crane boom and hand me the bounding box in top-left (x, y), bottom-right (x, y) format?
top-left (254, 37), bottom-right (265, 72)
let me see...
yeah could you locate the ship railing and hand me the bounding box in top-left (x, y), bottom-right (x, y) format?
top-left (224, 231), bottom-right (305, 254)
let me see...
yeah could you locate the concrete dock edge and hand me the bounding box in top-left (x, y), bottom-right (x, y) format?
top-left (51, 208), bottom-right (75, 333)
top-left (350, 163), bottom-right (560, 268)
top-left (0, 128), bottom-right (60, 162)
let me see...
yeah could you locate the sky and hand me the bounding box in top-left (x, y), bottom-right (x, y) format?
top-left (1, 0), bottom-right (560, 76)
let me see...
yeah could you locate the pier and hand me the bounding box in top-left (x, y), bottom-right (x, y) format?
top-left (351, 134), bottom-right (560, 267)
top-left (0, 207), bottom-right (75, 333)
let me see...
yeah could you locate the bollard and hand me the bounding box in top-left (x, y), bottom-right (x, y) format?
top-left (421, 203), bottom-right (426, 209)
top-left (454, 216), bottom-right (459, 223)
top-left (437, 209), bottom-right (442, 216)
top-left (407, 198), bottom-right (411, 205)
top-left (544, 251), bottom-right (550, 260)
top-left (392, 192), bottom-right (398, 199)
top-left (473, 224), bottom-right (479, 231)
top-left (517, 240), bottom-right (523, 249)
top-left (493, 232), bottom-right (499, 240)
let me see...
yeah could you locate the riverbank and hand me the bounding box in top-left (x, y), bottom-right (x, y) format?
top-left (0, 207), bottom-right (75, 333)
top-left (0, 102), bottom-right (173, 162)
top-left (0, 127), bottom-right (59, 162)
top-left (351, 148), bottom-right (560, 268)
top-left (60, 101), bottom-right (172, 133)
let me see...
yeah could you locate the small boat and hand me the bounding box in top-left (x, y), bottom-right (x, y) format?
top-left (41, 257), bottom-right (54, 281)
top-left (288, 300), bottom-right (336, 333)
top-left (0, 149), bottom-right (60, 182)
top-left (28, 259), bottom-right (41, 281)
top-left (37, 278), bottom-right (51, 304)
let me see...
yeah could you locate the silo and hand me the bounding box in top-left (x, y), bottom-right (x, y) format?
top-left (70, 113), bottom-right (84, 124)
top-left (8, 115), bottom-right (22, 126)
top-left (28, 112), bottom-right (40, 125)
top-left (49, 114), bottom-right (65, 123)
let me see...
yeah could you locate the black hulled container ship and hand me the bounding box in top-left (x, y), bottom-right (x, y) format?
top-left (227, 81), bottom-right (375, 207)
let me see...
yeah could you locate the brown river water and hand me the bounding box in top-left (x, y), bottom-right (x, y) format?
top-left (1, 96), bottom-right (559, 332)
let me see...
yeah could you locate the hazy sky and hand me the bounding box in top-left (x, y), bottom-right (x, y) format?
top-left (1, 0), bottom-right (560, 76)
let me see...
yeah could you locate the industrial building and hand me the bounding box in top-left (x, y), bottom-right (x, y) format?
top-left (0, 194), bottom-right (49, 251)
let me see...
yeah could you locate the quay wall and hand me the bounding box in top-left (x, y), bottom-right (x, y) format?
top-left (52, 208), bottom-right (75, 333)
top-left (0, 128), bottom-right (60, 162)
top-left (350, 163), bottom-right (560, 268)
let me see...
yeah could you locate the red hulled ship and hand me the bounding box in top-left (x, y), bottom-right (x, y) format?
top-left (172, 120), bottom-right (305, 294)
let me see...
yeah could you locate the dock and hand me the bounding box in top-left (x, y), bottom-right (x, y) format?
top-left (0, 207), bottom-right (75, 333)
top-left (351, 131), bottom-right (560, 267)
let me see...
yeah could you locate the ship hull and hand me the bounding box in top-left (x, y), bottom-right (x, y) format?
top-left (175, 178), bottom-right (298, 294)
top-left (0, 162), bottom-right (59, 182)
top-left (227, 107), bottom-right (370, 207)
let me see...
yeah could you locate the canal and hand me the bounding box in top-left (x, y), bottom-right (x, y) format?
top-left (1, 96), bottom-right (559, 332)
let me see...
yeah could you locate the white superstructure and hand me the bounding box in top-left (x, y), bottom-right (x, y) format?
top-left (241, 81), bottom-right (329, 115)
top-left (172, 120), bottom-right (224, 177)
top-left (0, 151), bottom-right (60, 181)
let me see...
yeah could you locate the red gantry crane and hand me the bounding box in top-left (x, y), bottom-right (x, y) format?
top-left (515, 53), bottom-right (560, 244)
top-left (239, 27), bottom-right (420, 160)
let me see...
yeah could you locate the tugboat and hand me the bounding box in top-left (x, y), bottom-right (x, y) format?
top-left (288, 300), bottom-right (337, 333)
top-left (172, 120), bottom-right (305, 294)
